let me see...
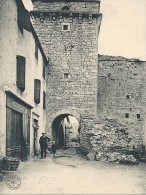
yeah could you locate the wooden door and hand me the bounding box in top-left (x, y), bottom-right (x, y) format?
top-left (6, 108), bottom-right (22, 159)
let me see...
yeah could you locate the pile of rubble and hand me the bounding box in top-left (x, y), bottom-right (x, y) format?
top-left (85, 118), bottom-right (140, 165)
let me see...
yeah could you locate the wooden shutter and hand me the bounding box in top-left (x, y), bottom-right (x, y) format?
top-left (17, 0), bottom-right (31, 32)
top-left (34, 79), bottom-right (41, 104)
top-left (43, 91), bottom-right (46, 109)
top-left (23, 9), bottom-right (31, 32)
top-left (17, 1), bottom-right (23, 32)
top-left (35, 42), bottom-right (38, 60)
top-left (16, 55), bottom-right (26, 91)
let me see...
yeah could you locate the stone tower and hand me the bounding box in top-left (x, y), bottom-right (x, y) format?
top-left (31, 0), bottom-right (102, 148)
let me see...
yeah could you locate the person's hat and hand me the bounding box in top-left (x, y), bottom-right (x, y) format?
top-left (42, 132), bottom-right (46, 135)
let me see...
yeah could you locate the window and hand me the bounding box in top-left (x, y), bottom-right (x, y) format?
top-left (43, 91), bottom-right (46, 110)
top-left (62, 6), bottom-right (70, 11)
top-left (16, 55), bottom-right (26, 91)
top-left (137, 114), bottom-right (140, 119)
top-left (34, 79), bottom-right (41, 104)
top-left (63, 25), bottom-right (68, 30)
top-left (126, 95), bottom-right (130, 99)
top-left (125, 113), bottom-right (129, 118)
top-left (62, 23), bottom-right (70, 31)
top-left (35, 42), bottom-right (38, 60)
top-left (64, 73), bottom-right (69, 79)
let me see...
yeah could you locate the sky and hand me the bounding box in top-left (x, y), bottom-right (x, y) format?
top-left (22, 0), bottom-right (146, 60)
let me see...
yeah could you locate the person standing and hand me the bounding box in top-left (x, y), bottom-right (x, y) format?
top-left (39, 133), bottom-right (50, 159)
top-left (51, 141), bottom-right (57, 158)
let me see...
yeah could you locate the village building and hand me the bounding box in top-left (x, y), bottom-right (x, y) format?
top-left (0, 0), bottom-right (48, 160)
top-left (0, 0), bottom-right (145, 162)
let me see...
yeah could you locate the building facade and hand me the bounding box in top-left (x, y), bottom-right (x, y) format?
top-left (0, 0), bottom-right (48, 160)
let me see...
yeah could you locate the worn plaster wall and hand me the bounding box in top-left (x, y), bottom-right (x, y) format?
top-left (0, 0), bottom-right (46, 157)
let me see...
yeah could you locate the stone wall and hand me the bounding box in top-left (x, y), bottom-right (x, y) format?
top-left (31, 0), bottom-right (102, 137)
top-left (80, 115), bottom-right (145, 164)
top-left (97, 55), bottom-right (146, 149)
top-left (33, 0), bottom-right (100, 13)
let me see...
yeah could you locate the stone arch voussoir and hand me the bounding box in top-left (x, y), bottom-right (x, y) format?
top-left (50, 108), bottom-right (81, 125)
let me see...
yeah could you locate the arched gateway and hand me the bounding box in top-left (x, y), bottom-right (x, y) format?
top-left (50, 109), bottom-right (81, 147)
top-left (47, 108), bottom-right (81, 146)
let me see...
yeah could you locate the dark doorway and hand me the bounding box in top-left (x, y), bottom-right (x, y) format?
top-left (6, 107), bottom-right (30, 161)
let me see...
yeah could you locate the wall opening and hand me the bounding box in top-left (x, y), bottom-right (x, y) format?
top-left (62, 6), bottom-right (70, 11)
top-left (52, 114), bottom-right (80, 149)
top-left (137, 114), bottom-right (140, 119)
top-left (61, 23), bottom-right (70, 31)
top-left (125, 113), bottom-right (129, 118)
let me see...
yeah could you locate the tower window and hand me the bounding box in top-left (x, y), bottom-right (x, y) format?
top-left (61, 23), bottom-right (70, 31)
top-left (62, 6), bottom-right (70, 11)
top-left (126, 95), bottom-right (130, 99)
top-left (63, 25), bottom-right (68, 30)
top-left (125, 113), bottom-right (129, 118)
top-left (64, 73), bottom-right (69, 79)
top-left (137, 114), bottom-right (140, 119)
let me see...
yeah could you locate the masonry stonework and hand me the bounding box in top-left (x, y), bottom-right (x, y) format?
top-left (97, 55), bottom-right (146, 152)
top-left (31, 0), bottom-right (102, 140)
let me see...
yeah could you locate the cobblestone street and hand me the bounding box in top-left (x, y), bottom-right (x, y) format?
top-left (0, 151), bottom-right (146, 194)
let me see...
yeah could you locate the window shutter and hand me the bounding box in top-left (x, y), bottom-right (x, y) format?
top-left (43, 91), bottom-right (46, 109)
top-left (17, 1), bottom-right (31, 32)
top-left (34, 79), bottom-right (41, 104)
top-left (17, 2), bottom-right (23, 32)
top-left (23, 9), bottom-right (31, 32)
top-left (35, 42), bottom-right (38, 60)
top-left (16, 55), bottom-right (26, 91)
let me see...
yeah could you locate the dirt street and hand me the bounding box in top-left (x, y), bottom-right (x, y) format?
top-left (0, 152), bottom-right (146, 194)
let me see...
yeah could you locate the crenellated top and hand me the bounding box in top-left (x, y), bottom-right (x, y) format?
top-left (31, 0), bottom-right (101, 14)
top-left (32, 0), bottom-right (100, 2)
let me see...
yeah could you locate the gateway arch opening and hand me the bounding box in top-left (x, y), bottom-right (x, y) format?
top-left (52, 114), bottom-right (80, 148)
